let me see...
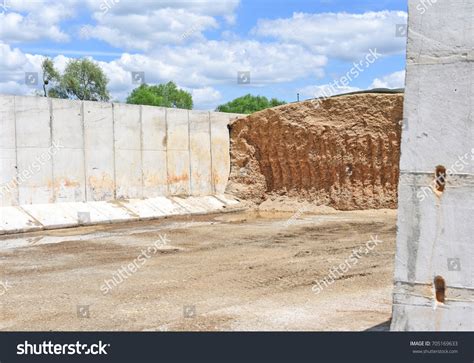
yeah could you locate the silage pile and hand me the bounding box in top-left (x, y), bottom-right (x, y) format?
top-left (227, 93), bottom-right (404, 210)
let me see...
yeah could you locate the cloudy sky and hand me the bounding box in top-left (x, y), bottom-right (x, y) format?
top-left (0, 0), bottom-right (408, 110)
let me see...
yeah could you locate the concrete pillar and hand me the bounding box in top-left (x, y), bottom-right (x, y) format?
top-left (391, 0), bottom-right (474, 331)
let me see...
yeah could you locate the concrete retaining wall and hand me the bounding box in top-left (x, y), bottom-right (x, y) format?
top-left (0, 95), bottom-right (242, 207)
top-left (391, 1), bottom-right (473, 331)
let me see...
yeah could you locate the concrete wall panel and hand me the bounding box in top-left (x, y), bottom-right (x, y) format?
top-left (141, 105), bottom-right (167, 197)
top-left (395, 174), bottom-right (473, 288)
top-left (15, 96), bottom-right (53, 204)
top-left (407, 0), bottom-right (473, 60)
top-left (391, 0), bottom-right (473, 331)
top-left (0, 95), bottom-right (17, 206)
top-left (401, 62), bottom-right (473, 173)
top-left (113, 103), bottom-right (142, 199)
top-left (166, 108), bottom-right (190, 195)
top-left (83, 101), bottom-right (114, 201)
top-left (210, 112), bottom-right (234, 194)
top-left (189, 111), bottom-right (212, 195)
top-left (51, 98), bottom-right (85, 202)
top-left (0, 95), bottom-right (243, 206)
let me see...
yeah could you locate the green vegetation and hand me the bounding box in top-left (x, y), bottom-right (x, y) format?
top-left (216, 94), bottom-right (286, 114)
top-left (42, 58), bottom-right (110, 101)
top-left (126, 82), bottom-right (193, 109)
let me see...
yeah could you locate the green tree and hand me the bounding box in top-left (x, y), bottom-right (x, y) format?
top-left (126, 82), bottom-right (193, 109)
top-left (60, 59), bottom-right (110, 101)
top-left (216, 94), bottom-right (286, 114)
top-left (43, 58), bottom-right (110, 101)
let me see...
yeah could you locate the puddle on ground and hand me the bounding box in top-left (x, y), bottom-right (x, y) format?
top-left (0, 210), bottom-right (364, 251)
top-left (0, 220), bottom-right (216, 251)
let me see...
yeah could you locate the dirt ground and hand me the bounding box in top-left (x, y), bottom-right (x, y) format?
top-left (0, 209), bottom-right (397, 331)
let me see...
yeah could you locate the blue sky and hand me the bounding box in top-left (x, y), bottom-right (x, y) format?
top-left (0, 0), bottom-right (408, 109)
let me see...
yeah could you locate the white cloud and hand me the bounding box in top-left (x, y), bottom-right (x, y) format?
top-left (0, 3), bottom-right (406, 110)
top-left (299, 69), bottom-right (406, 101)
top-left (187, 86), bottom-right (222, 110)
top-left (0, 0), bottom-right (77, 42)
top-left (79, 0), bottom-right (240, 50)
top-left (253, 11), bottom-right (407, 60)
top-left (0, 42), bottom-right (28, 70)
top-left (1, 0), bottom-right (239, 48)
top-left (370, 70), bottom-right (405, 89)
top-left (0, 80), bottom-right (35, 95)
top-left (0, 42), bottom-right (44, 85)
top-left (83, 9), bottom-right (219, 51)
top-left (0, 39), bottom-right (325, 110)
top-left (84, 0), bottom-right (239, 17)
top-left (89, 40), bottom-right (326, 94)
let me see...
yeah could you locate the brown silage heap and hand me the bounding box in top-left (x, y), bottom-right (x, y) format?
top-left (227, 92), bottom-right (404, 210)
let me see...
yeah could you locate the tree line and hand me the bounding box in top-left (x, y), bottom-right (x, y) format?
top-left (40, 57), bottom-right (286, 114)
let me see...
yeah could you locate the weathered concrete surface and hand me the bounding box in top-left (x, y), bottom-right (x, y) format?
top-left (15, 96), bottom-right (53, 204)
top-left (0, 95), bottom-right (16, 207)
top-left (0, 195), bottom-right (240, 234)
top-left (141, 105), bottom-right (168, 197)
top-left (51, 98), bottom-right (85, 203)
top-left (21, 203), bottom-right (79, 230)
top-left (0, 95), bottom-right (243, 233)
top-left (114, 103), bottom-right (143, 199)
top-left (83, 100), bottom-right (115, 201)
top-left (391, 0), bottom-right (474, 331)
top-left (211, 112), bottom-right (236, 194)
top-left (0, 206), bottom-right (42, 234)
top-left (166, 108), bottom-right (191, 195)
top-left (189, 111), bottom-right (212, 195)
top-left (0, 95), bottom-right (242, 211)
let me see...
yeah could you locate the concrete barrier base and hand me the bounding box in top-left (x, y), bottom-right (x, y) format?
top-left (0, 194), bottom-right (241, 235)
